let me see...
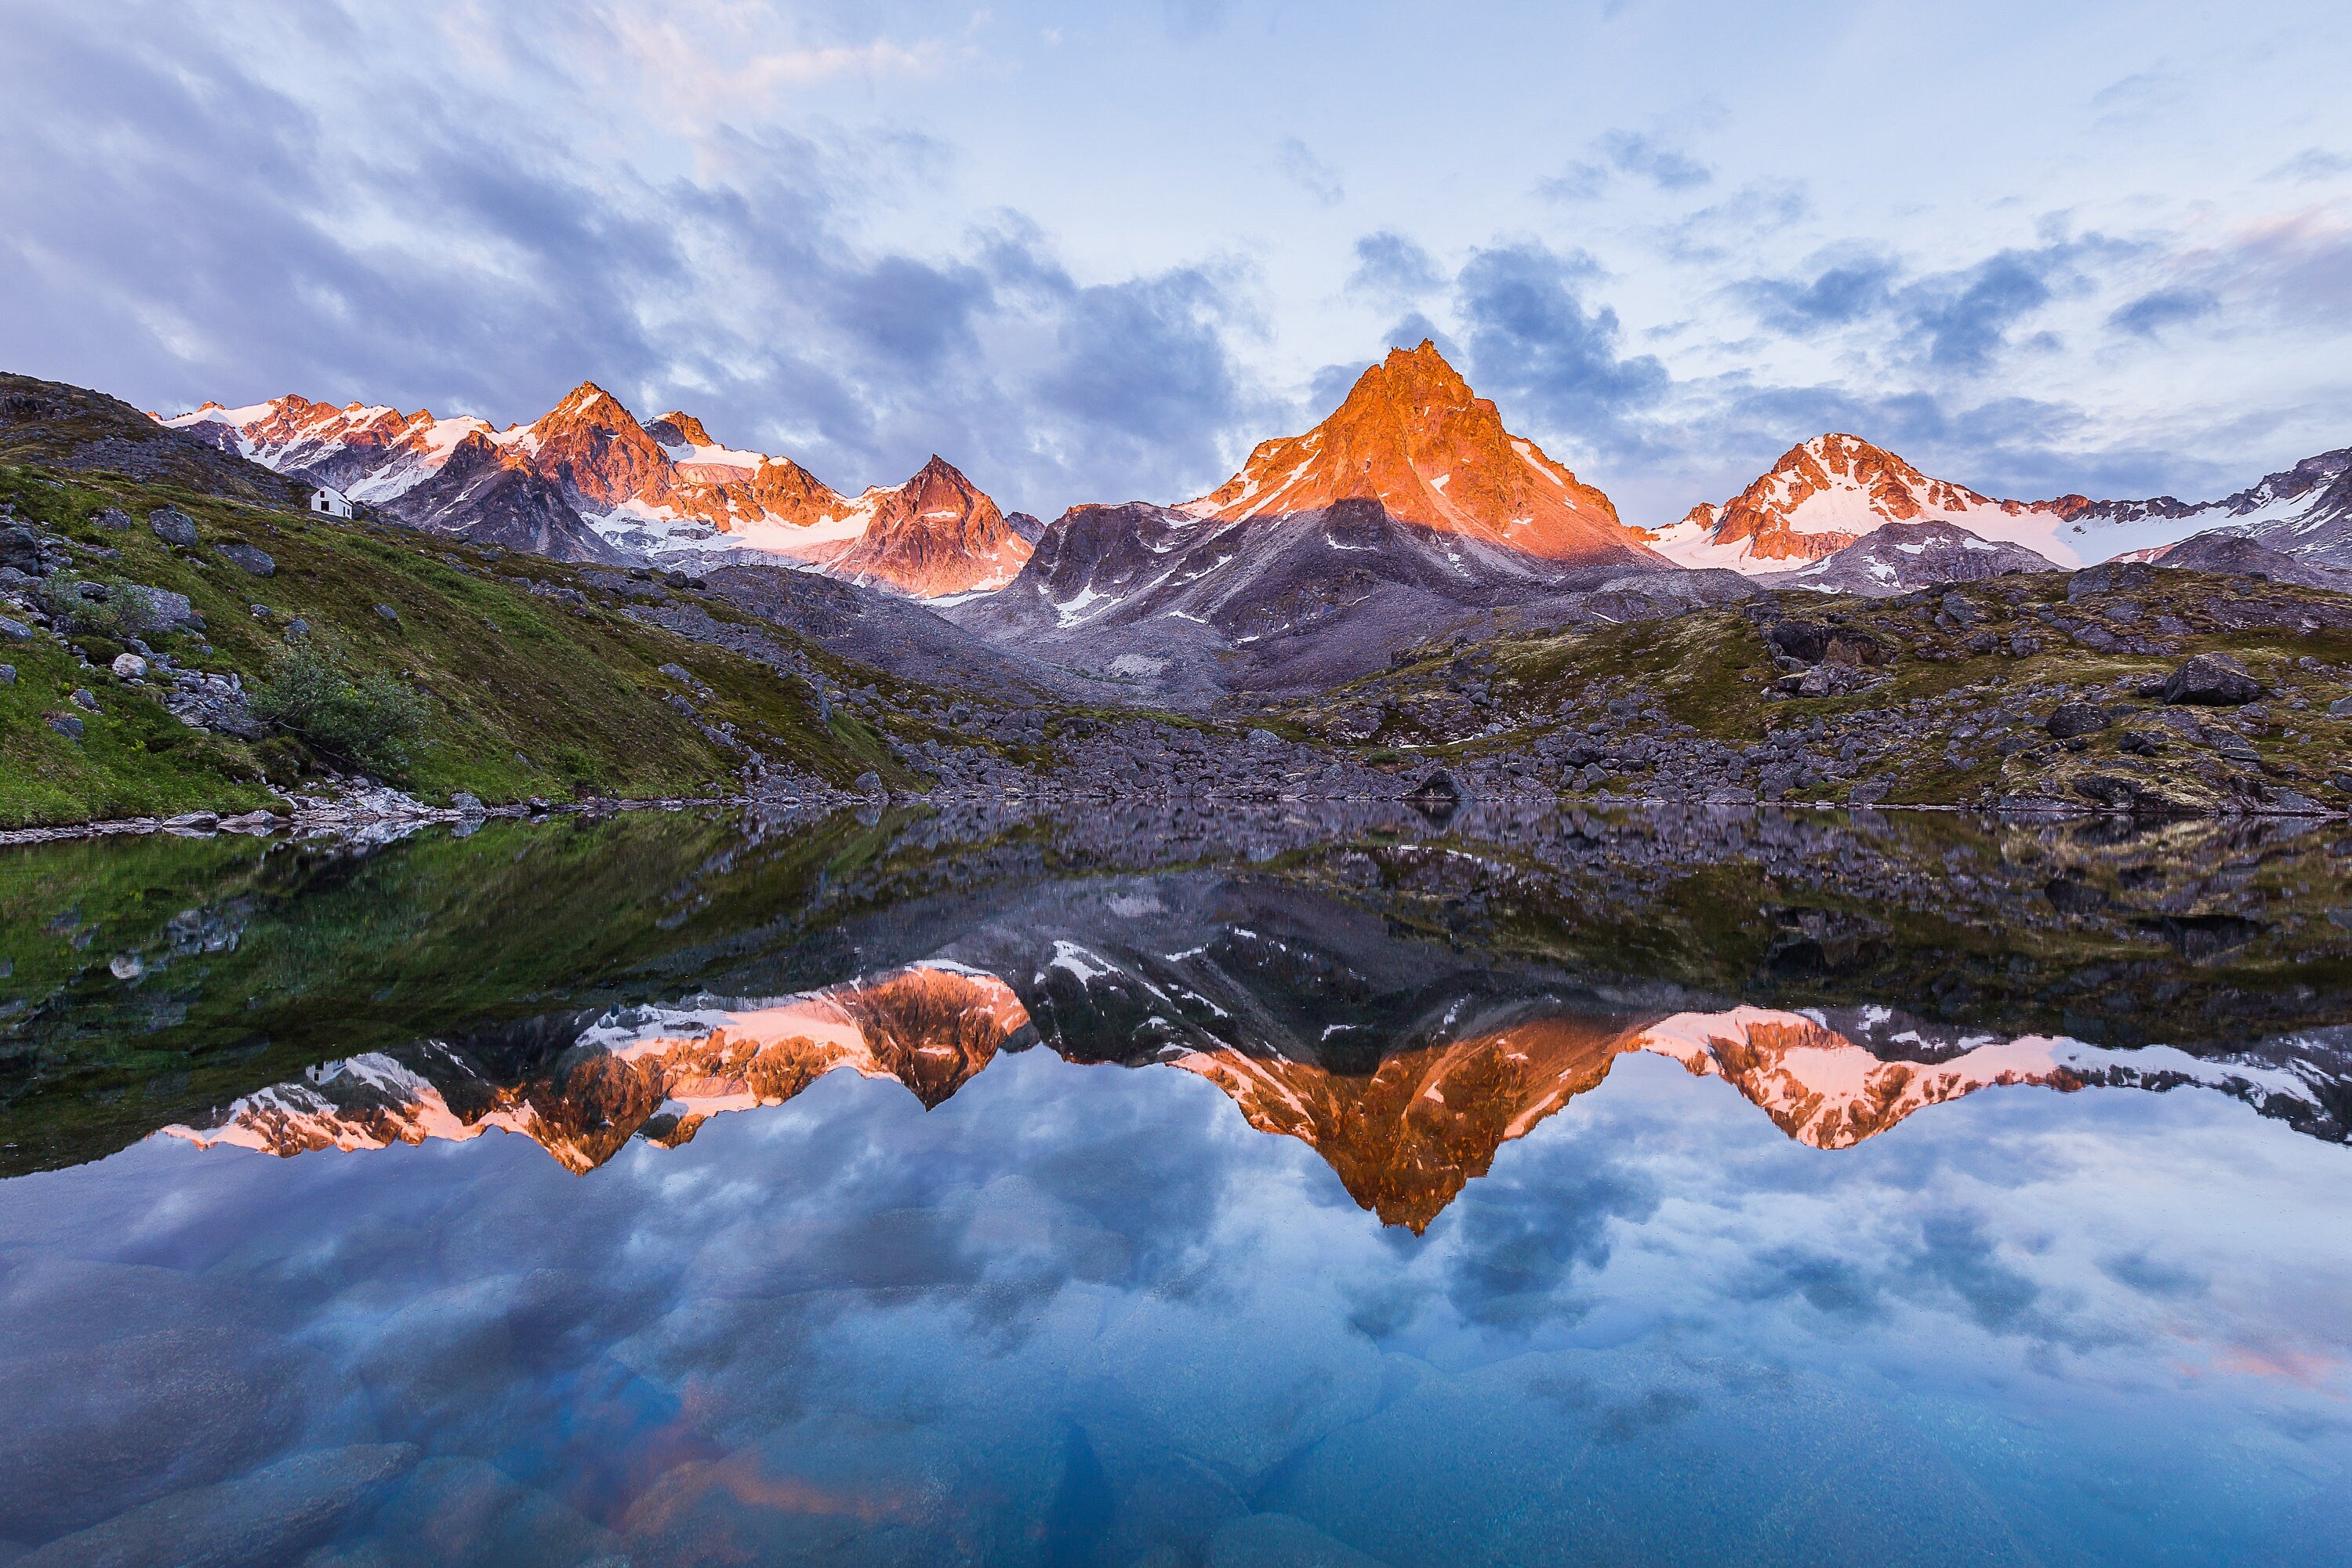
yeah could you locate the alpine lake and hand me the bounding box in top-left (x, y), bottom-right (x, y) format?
top-left (3, 794), bottom-right (2350, 1568)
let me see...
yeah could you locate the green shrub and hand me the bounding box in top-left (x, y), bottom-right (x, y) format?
top-left (247, 644), bottom-right (427, 776)
top-left (36, 575), bottom-right (165, 641)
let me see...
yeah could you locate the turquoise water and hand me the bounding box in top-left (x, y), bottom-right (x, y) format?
top-left (2, 811), bottom-right (2349, 1566)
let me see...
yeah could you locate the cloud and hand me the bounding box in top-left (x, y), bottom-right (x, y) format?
top-left (1733, 253), bottom-right (1900, 335)
top-left (1540, 129), bottom-right (1713, 201)
top-left (0, 3), bottom-right (1273, 519)
top-left (1274, 136), bottom-right (1345, 207)
top-left (1452, 241), bottom-right (1671, 452)
top-left (2108, 285), bottom-right (2221, 338)
top-left (1345, 231), bottom-right (1443, 303)
top-left (1899, 249), bottom-right (2064, 372)
top-left (2266, 147), bottom-right (2352, 183)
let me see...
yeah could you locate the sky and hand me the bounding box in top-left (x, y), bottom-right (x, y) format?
top-left (4, 0), bottom-right (2351, 525)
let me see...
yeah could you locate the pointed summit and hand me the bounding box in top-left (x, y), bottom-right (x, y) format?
top-left (827, 454), bottom-right (1033, 597)
top-left (1181, 340), bottom-right (1654, 564)
top-left (1651, 432), bottom-right (2088, 572)
top-left (645, 411), bottom-right (714, 448)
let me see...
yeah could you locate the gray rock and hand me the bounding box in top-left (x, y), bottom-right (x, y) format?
top-left (2330, 696), bottom-right (2352, 718)
top-left (89, 507), bottom-right (133, 531)
top-left (214, 543), bottom-right (276, 576)
top-left (854, 771), bottom-right (886, 798)
top-left (0, 664), bottom-right (14, 684)
top-left (69, 688), bottom-right (97, 712)
top-left (110, 652), bottom-right (146, 679)
top-left (2045, 702), bottom-right (2111, 739)
top-left (147, 507), bottom-right (201, 546)
top-left (45, 713), bottom-right (82, 739)
top-left (121, 583), bottom-right (201, 633)
top-left (0, 523), bottom-right (42, 575)
top-left (285, 618), bottom-right (311, 640)
top-left (2261, 788), bottom-right (2326, 816)
top-left (373, 603), bottom-right (399, 622)
top-left (2162, 652), bottom-right (2263, 706)
top-left (16, 1443), bottom-right (418, 1568)
top-left (0, 615), bottom-right (31, 641)
top-left (2067, 560), bottom-right (2155, 600)
top-left (450, 793), bottom-right (485, 816)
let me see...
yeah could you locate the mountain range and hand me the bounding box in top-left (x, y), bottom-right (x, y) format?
top-left (167, 385), bottom-right (1031, 597)
top-left (167, 956), bottom-right (2347, 1230)
top-left (144, 344), bottom-right (2352, 699)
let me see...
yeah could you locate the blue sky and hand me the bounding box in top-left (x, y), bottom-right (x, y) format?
top-left (5, 1), bottom-right (2350, 524)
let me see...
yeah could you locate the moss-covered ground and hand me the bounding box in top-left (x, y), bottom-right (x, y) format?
top-left (0, 463), bottom-right (944, 825)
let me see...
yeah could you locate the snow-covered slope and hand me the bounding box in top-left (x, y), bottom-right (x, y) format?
top-left (164, 387), bottom-right (1029, 597)
top-left (1651, 434), bottom-right (2233, 573)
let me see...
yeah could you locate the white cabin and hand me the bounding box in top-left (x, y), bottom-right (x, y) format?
top-left (308, 485), bottom-right (354, 519)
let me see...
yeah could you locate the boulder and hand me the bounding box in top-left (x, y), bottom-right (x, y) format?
top-left (43, 713), bottom-right (82, 739)
top-left (110, 652), bottom-right (146, 678)
top-left (147, 507), bottom-right (201, 546)
top-left (89, 507), bottom-right (133, 530)
top-left (2066, 560), bottom-right (2156, 601)
top-left (2161, 653), bottom-right (2263, 706)
top-left (373, 603), bottom-right (399, 622)
top-left (214, 543), bottom-right (276, 577)
top-left (2045, 702), bottom-right (2111, 739)
top-left (121, 583), bottom-right (201, 633)
top-left (0, 522), bottom-right (42, 575)
top-left (0, 615), bottom-right (31, 641)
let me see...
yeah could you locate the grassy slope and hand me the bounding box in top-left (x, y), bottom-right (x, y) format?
top-left (2, 463), bottom-right (931, 826)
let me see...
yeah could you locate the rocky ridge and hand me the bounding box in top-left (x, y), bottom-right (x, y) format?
top-left (164, 383), bottom-right (1029, 597)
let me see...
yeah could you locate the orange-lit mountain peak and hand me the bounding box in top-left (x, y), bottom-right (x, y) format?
top-left (1180, 340), bottom-right (1655, 566)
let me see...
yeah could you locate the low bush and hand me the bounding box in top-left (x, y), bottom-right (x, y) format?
top-left (246, 644), bottom-right (427, 776)
top-left (37, 575), bottom-right (165, 642)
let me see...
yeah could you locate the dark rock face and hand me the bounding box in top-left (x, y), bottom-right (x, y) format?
top-left (147, 507), bottom-right (200, 546)
top-left (2046, 702), bottom-right (2112, 739)
top-left (2162, 653), bottom-right (2263, 706)
top-left (2160, 532), bottom-right (2352, 591)
top-left (1750, 520), bottom-right (2056, 597)
top-left (949, 497), bottom-right (1665, 706)
top-left (382, 431), bottom-right (623, 563)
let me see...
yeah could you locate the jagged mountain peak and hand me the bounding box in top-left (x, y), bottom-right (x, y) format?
top-left (1181, 339), bottom-right (1653, 566)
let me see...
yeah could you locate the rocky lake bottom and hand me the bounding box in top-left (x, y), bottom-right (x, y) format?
top-left (2, 800), bottom-right (2350, 1566)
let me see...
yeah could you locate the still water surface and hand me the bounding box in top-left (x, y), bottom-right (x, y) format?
top-left (2, 804), bottom-right (2349, 1566)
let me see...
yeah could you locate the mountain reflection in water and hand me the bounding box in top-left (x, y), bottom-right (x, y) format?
top-left (6, 807), bottom-right (2352, 1567)
top-left (167, 955), bottom-right (2350, 1230)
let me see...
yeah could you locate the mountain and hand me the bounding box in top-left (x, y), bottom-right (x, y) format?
top-left (1183, 340), bottom-right (1657, 566)
top-left (945, 345), bottom-right (1664, 702)
top-left (947, 496), bottom-right (1636, 703)
top-left (2131, 446), bottom-right (2352, 565)
top-left (165, 962), bottom-right (1034, 1172)
top-left (820, 455), bottom-right (1032, 598)
top-left (1749, 519), bottom-right (2058, 597)
top-left (162, 386), bottom-right (1029, 597)
top-left (1653, 434), bottom-right (2216, 573)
